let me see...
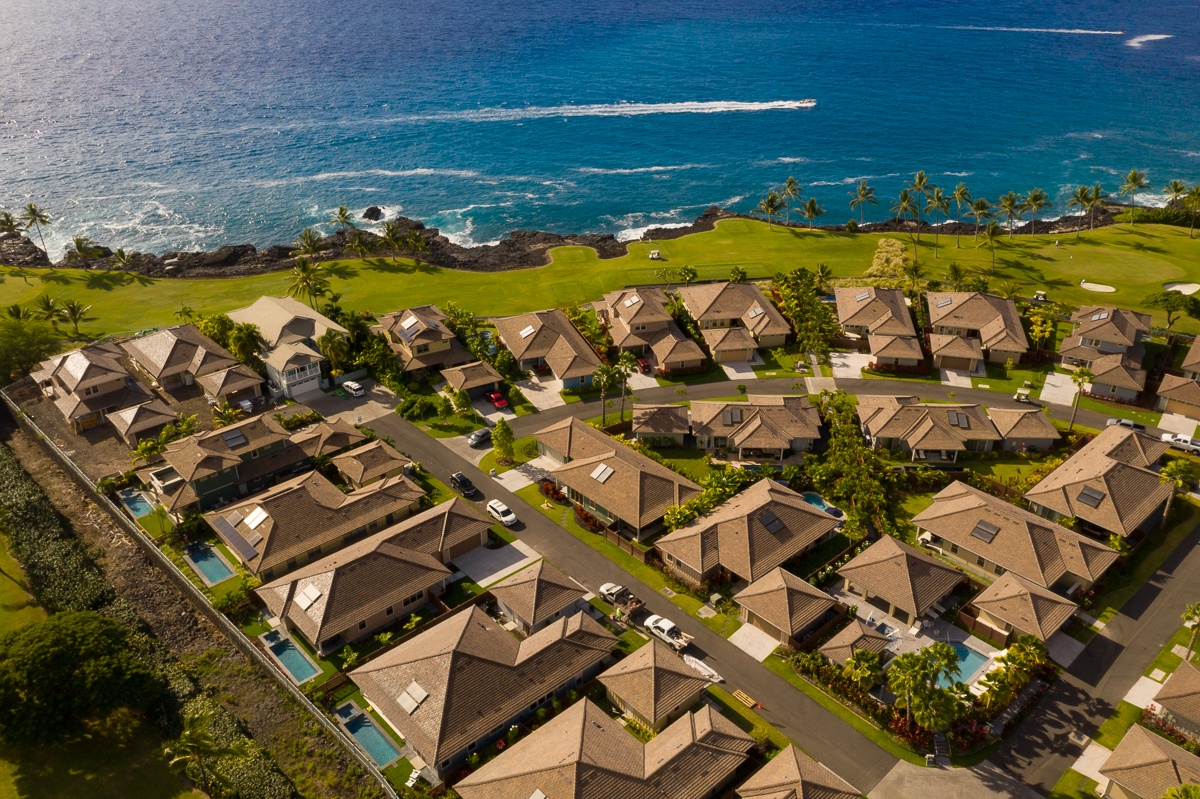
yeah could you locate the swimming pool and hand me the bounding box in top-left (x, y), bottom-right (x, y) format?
top-left (118, 487), bottom-right (154, 518)
top-left (801, 492), bottom-right (844, 519)
top-left (262, 630), bottom-right (320, 684)
top-left (341, 708), bottom-right (401, 767)
top-left (185, 543), bottom-right (235, 586)
top-left (936, 642), bottom-right (989, 688)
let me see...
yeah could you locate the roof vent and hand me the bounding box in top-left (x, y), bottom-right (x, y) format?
top-left (400, 315), bottom-right (418, 330)
top-left (624, 295), bottom-right (641, 308)
top-left (855, 292), bottom-right (871, 302)
top-left (590, 463), bottom-right (615, 484)
top-left (970, 520), bottom-right (1000, 544)
top-left (936, 298), bottom-right (953, 308)
top-left (519, 325), bottom-right (536, 339)
top-left (1078, 486), bottom-right (1106, 508)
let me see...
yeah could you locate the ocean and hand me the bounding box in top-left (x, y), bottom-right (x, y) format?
top-left (2, 0), bottom-right (1199, 257)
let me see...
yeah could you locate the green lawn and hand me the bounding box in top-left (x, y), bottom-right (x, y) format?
top-left (6, 223), bottom-right (1200, 340)
top-left (478, 435), bottom-right (535, 475)
top-left (1144, 626), bottom-right (1198, 678)
top-left (655, 362), bottom-right (730, 387)
top-left (1094, 701), bottom-right (1143, 749)
top-left (706, 686), bottom-right (792, 752)
top-left (0, 536), bottom-right (45, 637)
top-left (1048, 768), bottom-right (1101, 799)
top-left (972, 361), bottom-right (1056, 394)
top-left (963, 451), bottom-right (1063, 483)
top-left (417, 414), bottom-right (484, 439)
top-left (413, 472), bottom-right (454, 506)
top-left (752, 345), bottom-right (811, 378)
top-left (441, 576), bottom-right (485, 608)
top-left (651, 448), bottom-right (714, 482)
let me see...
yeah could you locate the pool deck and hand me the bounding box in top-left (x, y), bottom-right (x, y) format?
top-left (182, 543), bottom-right (238, 588)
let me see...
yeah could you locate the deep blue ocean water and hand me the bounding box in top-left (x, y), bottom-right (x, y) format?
top-left (3, 0), bottom-right (1199, 256)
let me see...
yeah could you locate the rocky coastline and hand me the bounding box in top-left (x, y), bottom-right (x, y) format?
top-left (0, 202), bottom-right (1118, 280)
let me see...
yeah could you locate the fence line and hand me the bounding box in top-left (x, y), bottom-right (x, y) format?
top-left (0, 387), bottom-right (399, 799)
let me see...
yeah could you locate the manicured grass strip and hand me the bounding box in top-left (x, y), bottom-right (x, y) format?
top-left (418, 415), bottom-right (484, 439)
top-left (762, 654), bottom-right (926, 766)
top-left (653, 448), bottom-right (716, 483)
top-left (491, 523), bottom-right (518, 545)
top-left (0, 533), bottom-right (46, 635)
top-left (479, 435), bottom-right (535, 475)
top-left (1048, 768), bottom-right (1101, 799)
top-left (1073, 395), bottom-right (1161, 428)
top-left (706, 686), bottom-right (792, 752)
top-left (655, 362), bottom-right (730, 387)
top-left (1094, 499), bottom-right (1200, 624)
top-left (1094, 701), bottom-right (1143, 749)
top-left (1144, 626), bottom-right (1197, 678)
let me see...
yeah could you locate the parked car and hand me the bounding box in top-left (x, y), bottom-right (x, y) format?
top-left (1106, 418), bottom-right (1146, 432)
top-left (486, 391), bottom-right (508, 409)
top-left (486, 499), bottom-right (518, 526)
top-left (599, 583), bottom-right (643, 614)
top-left (342, 380), bottom-right (365, 397)
top-left (466, 427), bottom-right (492, 448)
top-left (450, 471), bottom-right (479, 497)
top-left (644, 614), bottom-right (694, 651)
top-left (1162, 433), bottom-right (1200, 454)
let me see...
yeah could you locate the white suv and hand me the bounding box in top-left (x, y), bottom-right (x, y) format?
top-left (342, 380), bottom-right (365, 397)
top-left (486, 499), bottom-right (518, 526)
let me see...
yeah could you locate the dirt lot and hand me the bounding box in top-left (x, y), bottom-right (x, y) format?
top-left (1, 424), bottom-right (383, 799)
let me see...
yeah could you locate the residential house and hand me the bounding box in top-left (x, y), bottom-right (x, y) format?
top-left (733, 567), bottom-right (841, 647)
top-left (856, 395), bottom-right (1001, 463)
top-left (676, 282), bottom-right (791, 363)
top-left (1099, 724), bottom-right (1200, 799)
top-left (655, 479), bottom-right (841, 588)
top-left (836, 536), bottom-right (966, 627)
top-left (121, 324), bottom-right (241, 392)
top-left (31, 342), bottom-right (151, 432)
top-left (535, 417), bottom-right (702, 540)
top-left (493, 309), bottom-right (602, 388)
top-left (331, 439), bottom-right (411, 489)
top-left (489, 560), bottom-right (587, 636)
top-left (1183, 338), bottom-right (1200, 382)
top-left (441, 360), bottom-right (502, 399)
top-left (289, 419), bottom-right (367, 461)
top-left (254, 531), bottom-right (452, 655)
top-left (597, 641), bottom-right (710, 732)
top-left (869, 335), bottom-right (925, 368)
top-left (630, 403), bottom-right (691, 446)
top-left (818, 619), bottom-right (892, 667)
top-left (227, 296), bottom-right (346, 399)
top-left (195, 364), bottom-right (266, 406)
top-left (364, 497), bottom-right (494, 563)
top-left (987, 407), bottom-right (1061, 453)
top-left (350, 605), bottom-right (616, 777)
top-left (926, 292), bottom-right (1029, 369)
top-left (374, 305), bottom-right (472, 374)
top-left (913, 481), bottom-right (1118, 591)
top-left (204, 470), bottom-right (425, 581)
top-left (456, 699), bottom-right (753, 799)
top-left (1025, 425), bottom-right (1172, 539)
top-left (966, 572), bottom-right (1079, 644)
top-left (1151, 659), bottom-right (1200, 739)
top-left (1157, 373), bottom-right (1200, 420)
top-left (835, 287), bottom-right (921, 366)
top-left (1059, 307), bottom-right (1151, 402)
top-left (109, 400), bottom-right (179, 446)
top-left (736, 744), bottom-right (860, 799)
top-left (690, 395), bottom-right (823, 461)
top-left (598, 287), bottom-right (706, 374)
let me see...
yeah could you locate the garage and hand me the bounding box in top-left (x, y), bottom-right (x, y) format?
top-left (939, 356), bottom-right (974, 370)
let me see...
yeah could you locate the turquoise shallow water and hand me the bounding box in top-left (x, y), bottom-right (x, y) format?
top-left (2, 0), bottom-right (1198, 255)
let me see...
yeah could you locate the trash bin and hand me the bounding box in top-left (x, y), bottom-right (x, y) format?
top-left (925, 754), bottom-right (937, 768)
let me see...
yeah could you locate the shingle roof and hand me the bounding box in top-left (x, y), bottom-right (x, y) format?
top-left (987, 407), bottom-right (1061, 441)
top-left (601, 287), bottom-right (674, 332)
top-left (648, 325), bottom-right (706, 365)
top-left (163, 413), bottom-right (293, 482)
top-left (677, 282), bottom-right (791, 339)
top-left (204, 471), bottom-right (425, 575)
top-left (290, 419), bottom-right (368, 459)
top-left (1158, 374), bottom-right (1200, 406)
top-left (856, 395), bottom-right (1001, 451)
top-left (869, 334), bottom-right (924, 360)
top-left (598, 640), bottom-right (710, 726)
top-left (690, 396), bottom-right (822, 447)
top-left (456, 699), bottom-right (753, 799)
top-left (1100, 724), bottom-right (1200, 799)
top-left (489, 560), bottom-right (586, 628)
top-left (929, 333), bottom-right (985, 362)
top-left (1024, 426), bottom-right (1172, 537)
top-left (121, 324), bottom-right (238, 381)
top-left (550, 447), bottom-right (701, 531)
top-left (1068, 306), bottom-right (1151, 348)
top-left (227, 295), bottom-right (346, 348)
top-left (535, 416), bottom-right (620, 461)
top-left (836, 287), bottom-right (916, 337)
top-left (836, 536), bottom-right (964, 619)
top-left (1086, 350), bottom-right (1148, 392)
top-left (368, 497), bottom-right (492, 558)
top-left (912, 481), bottom-right (1117, 588)
top-left (1183, 339), bottom-right (1200, 373)
top-left (37, 341), bottom-right (129, 393)
top-left (263, 340), bottom-right (324, 373)
top-left (736, 743), bottom-right (860, 799)
top-left (969, 572), bottom-right (1077, 641)
top-left (331, 439), bottom-right (411, 485)
top-left (195, 363), bottom-right (264, 400)
top-left (656, 480), bottom-right (840, 582)
top-left (1154, 659), bottom-right (1200, 732)
top-left (108, 400), bottom-right (177, 439)
top-left (351, 607), bottom-right (616, 767)
top-left (492, 309), bottom-right (602, 379)
top-left (441, 360), bottom-right (502, 392)
top-left (702, 325), bottom-right (759, 353)
top-left (819, 619), bottom-right (892, 667)
top-left (631, 404), bottom-right (691, 436)
top-left (926, 292), bottom-right (1029, 354)
top-left (734, 567), bottom-right (837, 638)
top-left (375, 305), bottom-right (455, 347)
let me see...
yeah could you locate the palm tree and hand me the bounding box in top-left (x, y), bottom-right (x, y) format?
top-left (1120, 169), bottom-right (1149, 225)
top-left (60, 300), bottom-right (93, 337)
top-left (1160, 458), bottom-right (1198, 519)
top-left (1183, 602), bottom-right (1200, 659)
top-left (800, 197), bottom-right (825, 230)
top-left (757, 191), bottom-right (784, 229)
top-left (346, 230), bottom-right (376, 261)
top-left (1089, 183), bottom-right (1108, 230)
top-left (926, 187), bottom-right (949, 258)
top-left (317, 330), bottom-right (350, 372)
top-left (1022, 188), bottom-right (1050, 236)
top-left (1165, 180), bottom-right (1188, 209)
top-left (842, 649), bottom-right (881, 689)
top-left (380, 221), bottom-right (406, 263)
top-left (944, 262), bottom-right (968, 291)
top-left (64, 236), bottom-right (100, 268)
top-left (1160, 784), bottom-right (1200, 799)
top-left (997, 192), bottom-right (1022, 239)
top-left (227, 322), bottom-right (265, 365)
top-left (814, 263), bottom-right (834, 294)
top-left (130, 438), bottom-right (162, 466)
top-left (1067, 366), bottom-right (1095, 432)
top-left (109, 248), bottom-right (134, 270)
top-left (887, 651), bottom-right (927, 725)
top-left (592, 364), bottom-right (620, 427)
top-left (1067, 186), bottom-right (1092, 238)
top-left (907, 171), bottom-right (931, 242)
top-left (978, 665), bottom-right (1018, 710)
top-left (615, 351), bottom-right (639, 422)
top-left (891, 189), bottom-right (919, 263)
top-left (950, 183), bottom-right (971, 248)
top-left (849, 179), bottom-right (877, 225)
top-left (996, 280), bottom-right (1020, 300)
top-left (912, 684), bottom-right (964, 738)
top-left (977, 221), bottom-right (1002, 273)
top-left (403, 229), bottom-right (429, 264)
top-left (164, 708), bottom-right (249, 795)
top-left (922, 641), bottom-right (961, 689)
top-left (0, 211), bottom-right (23, 237)
top-left (903, 259), bottom-right (927, 320)
top-left (331, 205), bottom-right (355, 232)
top-left (1187, 185), bottom-right (1200, 239)
top-left (287, 257), bottom-right (331, 308)
top-left (32, 294), bottom-right (63, 327)
top-left (211, 402), bottom-right (244, 428)
top-left (6, 304), bottom-right (32, 320)
top-left (968, 197), bottom-right (992, 239)
top-left (291, 228), bottom-right (324, 259)
top-left (781, 176), bottom-right (801, 226)
top-left (175, 305), bottom-right (195, 323)
top-left (19, 203), bottom-right (50, 260)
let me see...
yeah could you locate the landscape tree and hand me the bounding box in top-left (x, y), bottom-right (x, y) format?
top-left (32, 294), bottom-right (63, 327)
top-left (1160, 785), bottom-right (1200, 799)
top-left (1160, 458), bottom-right (1198, 518)
top-left (1183, 602), bottom-right (1200, 659)
top-left (902, 259), bottom-right (927, 327)
top-left (907, 170), bottom-right (931, 242)
top-left (1067, 186), bottom-right (1092, 237)
top-left (331, 205), bottom-right (355, 232)
top-left (677, 265), bottom-right (698, 286)
top-left (60, 299), bottom-right (93, 337)
top-left (757, 191), bottom-right (784, 229)
top-left (849, 179), bottom-right (877, 225)
top-left (997, 192), bottom-right (1022, 239)
top-left (729, 265), bottom-right (747, 283)
top-left (891, 189), bottom-right (919, 263)
top-left (380, 221), bottom-right (407, 263)
top-left (1089, 183), bottom-right (1108, 230)
top-left (492, 418), bottom-right (515, 464)
top-left (615, 350), bottom-right (639, 422)
top-left (772, 267), bottom-right (839, 363)
top-left (968, 197), bottom-right (992, 239)
top-left (346, 229), bottom-right (377, 261)
top-left (1067, 366), bottom-right (1095, 432)
top-left (886, 652), bottom-right (927, 725)
top-left (0, 318), bottom-right (59, 382)
top-left (945, 262), bottom-right (968, 291)
top-left (950, 183), bottom-right (971, 247)
top-left (109, 248), bottom-right (134, 270)
top-left (842, 649), bottom-right (881, 690)
top-left (64, 235), bottom-right (102, 268)
top-left (0, 211), bottom-right (22, 237)
top-left (781, 176), bottom-right (801, 226)
top-left (212, 402), bottom-right (244, 428)
top-left (451, 387), bottom-right (473, 416)
top-left (1027, 305), bottom-right (1058, 352)
top-left (195, 313), bottom-right (235, 350)
top-left (5, 305), bottom-right (31, 321)
top-left (1186, 185), bottom-right (1200, 239)
top-left (287, 256), bottom-right (331, 308)
top-left (175, 304), bottom-right (195, 322)
top-left (291, 227), bottom-right (324, 259)
top-left (1120, 169), bottom-right (1150, 225)
top-left (227, 322), bottom-right (266, 367)
top-left (1144, 290), bottom-right (1200, 342)
top-left (977, 221), bottom-right (1002, 272)
top-left (925, 186), bottom-right (949, 257)
top-left (316, 330), bottom-right (350, 372)
top-left (801, 197), bottom-right (825, 230)
top-left (164, 707), bottom-right (250, 796)
top-left (592, 363), bottom-right (619, 427)
top-left (18, 203), bottom-right (50, 260)
top-left (814, 263), bottom-right (834, 294)
top-left (1165, 180), bottom-right (1188, 209)
top-left (0, 611), bottom-right (163, 745)
top-left (1022, 188), bottom-right (1050, 236)
top-left (808, 391), bottom-right (897, 534)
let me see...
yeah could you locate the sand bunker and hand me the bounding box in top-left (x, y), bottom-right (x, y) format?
top-left (1165, 282), bottom-right (1200, 295)
top-left (1080, 280), bottom-right (1116, 293)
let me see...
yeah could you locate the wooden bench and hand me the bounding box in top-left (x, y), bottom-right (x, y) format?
top-left (732, 690), bottom-right (756, 708)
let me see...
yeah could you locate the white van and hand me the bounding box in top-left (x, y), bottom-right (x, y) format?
top-left (342, 380), bottom-right (365, 397)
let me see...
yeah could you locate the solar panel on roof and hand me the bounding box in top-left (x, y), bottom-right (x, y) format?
top-left (970, 520), bottom-right (1000, 543)
top-left (244, 529), bottom-right (263, 547)
top-left (519, 325), bottom-right (536, 338)
top-left (400, 315), bottom-right (418, 330)
top-left (226, 511), bottom-right (243, 526)
top-left (245, 506), bottom-right (269, 530)
top-left (212, 515), bottom-right (258, 561)
top-left (221, 429), bottom-right (248, 448)
top-left (590, 463), bottom-right (614, 484)
top-left (936, 298), bottom-right (953, 308)
top-left (406, 681), bottom-right (428, 703)
top-left (624, 295), bottom-right (641, 307)
top-left (1078, 486), bottom-right (1105, 508)
top-left (759, 511), bottom-right (784, 534)
top-left (855, 292), bottom-right (871, 302)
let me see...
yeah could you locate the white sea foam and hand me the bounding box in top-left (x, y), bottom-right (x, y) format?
top-left (943, 171), bottom-right (973, 177)
top-left (251, 168), bottom-right (479, 188)
top-left (1125, 34), bottom-right (1173, 48)
top-left (937, 25), bottom-right (1125, 35)
top-left (616, 222), bottom-right (692, 243)
top-left (769, 157), bottom-right (811, 164)
top-left (808, 173), bottom-right (901, 187)
top-left (575, 164), bottom-right (709, 176)
top-left (411, 100), bottom-right (816, 123)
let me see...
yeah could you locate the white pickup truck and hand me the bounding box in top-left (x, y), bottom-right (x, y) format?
top-left (644, 614), bottom-right (694, 651)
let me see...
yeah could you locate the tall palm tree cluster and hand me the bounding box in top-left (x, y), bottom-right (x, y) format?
top-left (756, 177), bottom-right (826, 230)
top-left (7, 294), bottom-right (92, 338)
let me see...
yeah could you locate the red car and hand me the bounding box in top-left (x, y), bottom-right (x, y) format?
top-left (486, 391), bottom-right (508, 409)
top-left (636, 357), bottom-right (652, 374)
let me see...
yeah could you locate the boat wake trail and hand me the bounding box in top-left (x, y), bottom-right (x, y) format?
top-left (938, 25), bottom-right (1125, 35)
top-left (414, 100), bottom-right (817, 123)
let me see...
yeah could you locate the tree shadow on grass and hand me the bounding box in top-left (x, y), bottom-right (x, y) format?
top-left (324, 262), bottom-right (359, 280)
top-left (36, 271), bottom-right (73, 285)
top-left (83, 271), bottom-right (133, 291)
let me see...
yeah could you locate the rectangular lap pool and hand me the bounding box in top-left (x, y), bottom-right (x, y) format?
top-left (184, 543), bottom-right (235, 586)
top-left (261, 630), bottom-right (320, 684)
top-left (336, 703), bottom-right (402, 767)
top-left (937, 641), bottom-right (989, 688)
top-left (118, 487), bottom-right (154, 518)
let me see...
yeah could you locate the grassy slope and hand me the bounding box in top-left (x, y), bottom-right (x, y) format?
top-left (5, 221), bottom-right (1200, 337)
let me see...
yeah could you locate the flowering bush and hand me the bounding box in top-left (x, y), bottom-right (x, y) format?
top-left (574, 504), bottom-right (605, 532)
top-left (1141, 708), bottom-right (1200, 754)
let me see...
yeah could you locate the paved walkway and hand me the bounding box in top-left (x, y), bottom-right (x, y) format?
top-left (451, 539), bottom-right (540, 587)
top-left (1039, 372), bottom-right (1079, 407)
top-left (869, 760), bottom-right (1041, 799)
top-left (1069, 741), bottom-right (1112, 794)
top-left (831, 352), bottom-right (872, 379)
top-left (728, 623), bottom-right (779, 662)
top-left (1122, 675), bottom-right (1164, 708)
top-left (515, 375), bottom-right (566, 410)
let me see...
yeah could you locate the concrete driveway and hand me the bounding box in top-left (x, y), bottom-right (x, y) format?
top-left (492, 454), bottom-right (556, 492)
top-left (292, 380), bottom-right (398, 424)
top-left (939, 368), bottom-right (975, 388)
top-left (728, 623), bottom-right (779, 662)
top-left (451, 539), bottom-right (540, 587)
top-left (831, 352), bottom-right (873, 380)
top-left (515, 375), bottom-right (567, 411)
top-left (1158, 412), bottom-right (1198, 437)
top-left (721, 356), bottom-right (760, 381)
top-left (437, 434), bottom-right (489, 467)
top-left (471, 396), bottom-right (516, 426)
top-left (1039, 372), bottom-right (1079, 407)
top-left (626, 370), bottom-right (659, 391)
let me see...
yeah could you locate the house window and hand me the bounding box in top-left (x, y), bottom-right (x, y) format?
top-left (82, 385), bottom-right (100, 397)
top-left (1109, 385), bottom-right (1117, 394)
top-left (976, 555), bottom-right (986, 567)
top-left (287, 558), bottom-right (297, 569)
top-left (386, 606), bottom-right (394, 616)
top-left (358, 621), bottom-right (367, 630)
top-left (949, 543), bottom-right (959, 554)
top-left (307, 546), bottom-right (321, 559)
top-left (415, 344), bottom-right (430, 354)
top-left (402, 592), bottom-right (423, 607)
top-left (633, 324), bottom-right (646, 332)
top-left (994, 564), bottom-right (1005, 575)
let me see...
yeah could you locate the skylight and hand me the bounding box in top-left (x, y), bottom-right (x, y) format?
top-left (1078, 486), bottom-right (1105, 508)
top-left (589, 463), bottom-right (615, 484)
top-left (1089, 311), bottom-right (1110, 322)
top-left (759, 511), bottom-right (784, 534)
top-left (624, 295), bottom-right (641, 307)
top-left (295, 583), bottom-right (322, 611)
top-left (722, 407), bottom-right (744, 425)
top-left (747, 305), bottom-right (764, 319)
top-left (400, 315), bottom-right (418, 330)
top-left (244, 506), bottom-right (269, 530)
top-left (970, 520), bottom-right (1000, 544)
top-left (519, 325), bottom-right (536, 338)
top-left (397, 681), bottom-right (429, 715)
top-left (226, 510), bottom-right (244, 526)
top-left (855, 292), bottom-right (871, 302)
top-left (936, 298), bottom-right (953, 308)
top-left (947, 410), bottom-right (970, 429)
